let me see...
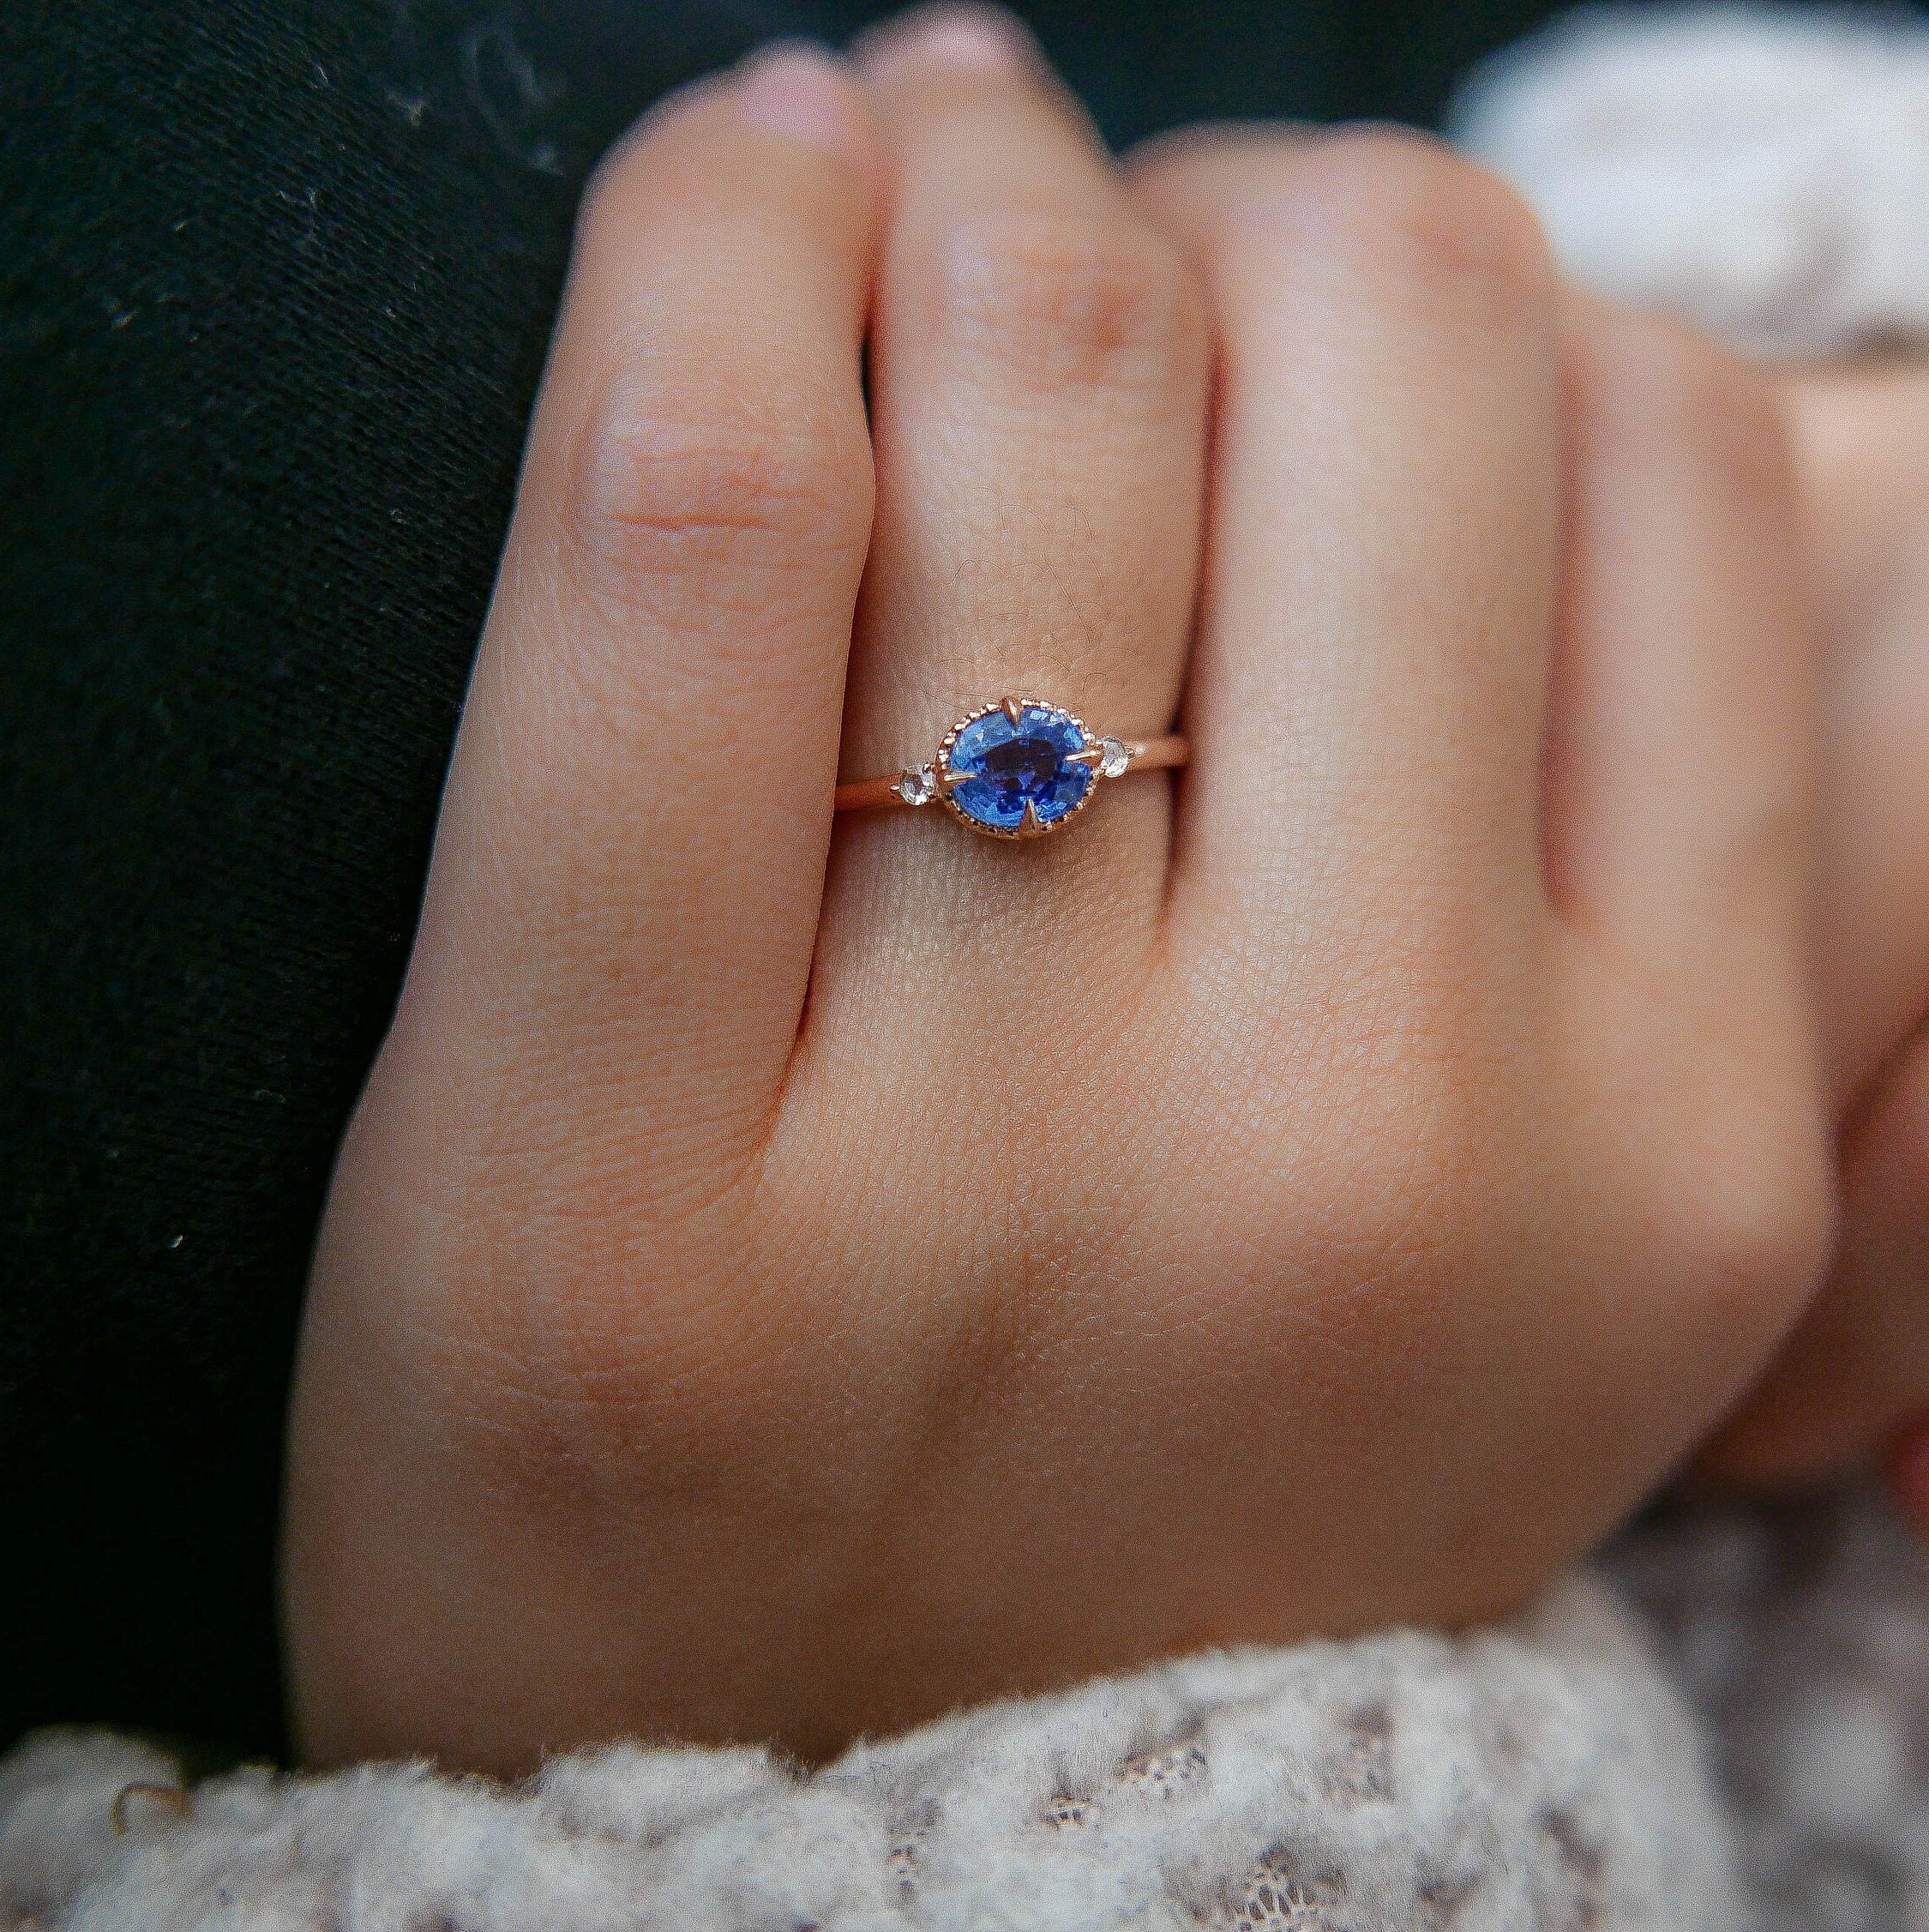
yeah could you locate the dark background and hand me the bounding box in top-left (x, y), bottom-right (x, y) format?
top-left (0, 0), bottom-right (1856, 1759)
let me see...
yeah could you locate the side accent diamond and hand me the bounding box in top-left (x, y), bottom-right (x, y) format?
top-left (896, 767), bottom-right (938, 806)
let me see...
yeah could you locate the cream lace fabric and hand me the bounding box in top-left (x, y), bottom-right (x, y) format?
top-left (9, 10), bottom-right (1929, 1929)
top-left (8, 1496), bottom-right (1928, 1932)
top-left (0, 1574), bottom-right (1739, 1932)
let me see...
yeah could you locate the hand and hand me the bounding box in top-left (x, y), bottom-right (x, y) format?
top-left (1698, 359), bottom-right (1929, 1495)
top-left (283, 10), bottom-right (1831, 1771)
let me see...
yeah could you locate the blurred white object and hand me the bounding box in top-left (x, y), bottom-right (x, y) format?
top-left (1455, 6), bottom-right (1929, 358)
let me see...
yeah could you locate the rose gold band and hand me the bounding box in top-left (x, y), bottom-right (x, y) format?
top-left (833, 733), bottom-right (1188, 814)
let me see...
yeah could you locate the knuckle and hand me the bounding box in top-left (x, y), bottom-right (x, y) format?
top-left (1127, 121), bottom-right (1310, 198)
top-left (1273, 129), bottom-right (1554, 329)
top-left (1577, 310), bottom-right (1794, 509)
top-left (574, 138), bottom-right (639, 249)
top-left (928, 206), bottom-right (1206, 400)
top-left (564, 347), bottom-right (873, 613)
top-left (1647, 1103), bottom-right (1834, 1338)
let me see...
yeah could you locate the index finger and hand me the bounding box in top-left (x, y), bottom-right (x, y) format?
top-left (404, 50), bottom-right (880, 1159)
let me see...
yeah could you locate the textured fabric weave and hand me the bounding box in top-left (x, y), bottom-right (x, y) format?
top-left (10, 1491), bottom-right (1929, 1932)
top-left (1, 1571), bottom-right (1740, 1932)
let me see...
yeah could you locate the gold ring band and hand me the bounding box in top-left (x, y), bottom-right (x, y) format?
top-left (833, 696), bottom-right (1188, 840)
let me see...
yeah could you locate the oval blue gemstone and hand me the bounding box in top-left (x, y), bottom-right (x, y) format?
top-left (946, 704), bottom-right (1092, 833)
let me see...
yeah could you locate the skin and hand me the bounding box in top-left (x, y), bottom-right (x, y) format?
top-left (1701, 361), bottom-right (1929, 1492)
top-left (283, 12), bottom-right (1837, 1772)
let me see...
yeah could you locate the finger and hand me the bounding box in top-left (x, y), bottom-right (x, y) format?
top-left (1693, 365), bottom-right (1929, 1491)
top-left (1547, 298), bottom-right (1816, 1050)
top-left (814, 8), bottom-right (1209, 1020)
top-left (1784, 361), bottom-right (1929, 1101)
top-left (1130, 129), bottom-right (1563, 960)
top-left (1704, 1020), bottom-right (1929, 1484)
top-left (404, 51), bottom-right (879, 1153)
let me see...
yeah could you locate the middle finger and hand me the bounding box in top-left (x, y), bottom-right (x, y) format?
top-left (814, 10), bottom-right (1210, 1044)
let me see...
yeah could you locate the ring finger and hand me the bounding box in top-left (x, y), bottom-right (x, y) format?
top-left (812, 8), bottom-right (1210, 1037)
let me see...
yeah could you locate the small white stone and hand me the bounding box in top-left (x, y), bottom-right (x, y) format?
top-left (1098, 738), bottom-right (1132, 779)
top-left (896, 767), bottom-right (937, 806)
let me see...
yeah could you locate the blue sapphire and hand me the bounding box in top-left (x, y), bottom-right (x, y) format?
top-left (945, 703), bottom-right (1093, 834)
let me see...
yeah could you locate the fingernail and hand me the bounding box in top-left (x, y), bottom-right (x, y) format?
top-left (856, 5), bottom-right (1037, 81)
top-left (732, 42), bottom-right (861, 151)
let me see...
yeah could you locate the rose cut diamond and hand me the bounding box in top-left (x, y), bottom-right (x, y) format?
top-left (895, 767), bottom-right (937, 807)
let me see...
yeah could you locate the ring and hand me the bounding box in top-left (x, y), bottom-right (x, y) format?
top-left (833, 697), bottom-right (1189, 840)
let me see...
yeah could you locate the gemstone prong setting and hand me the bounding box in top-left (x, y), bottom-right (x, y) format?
top-left (831, 702), bottom-right (1185, 834)
top-left (934, 697), bottom-right (1100, 839)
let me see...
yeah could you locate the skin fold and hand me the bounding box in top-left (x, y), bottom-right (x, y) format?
top-left (283, 10), bottom-right (1878, 1772)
